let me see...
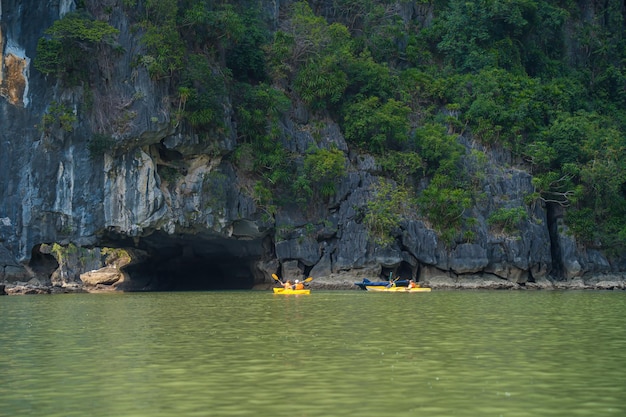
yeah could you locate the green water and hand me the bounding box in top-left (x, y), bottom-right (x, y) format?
top-left (1, 290), bottom-right (626, 417)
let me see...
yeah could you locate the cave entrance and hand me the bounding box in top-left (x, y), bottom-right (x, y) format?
top-left (29, 244), bottom-right (59, 282)
top-left (111, 232), bottom-right (270, 291)
top-left (381, 261), bottom-right (414, 282)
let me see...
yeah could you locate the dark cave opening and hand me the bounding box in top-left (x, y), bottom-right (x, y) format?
top-left (29, 244), bottom-right (59, 281)
top-left (546, 203), bottom-right (563, 279)
top-left (396, 261), bottom-right (415, 281)
top-left (106, 231), bottom-right (269, 291)
top-left (381, 261), bottom-right (413, 282)
top-left (124, 255), bottom-right (256, 291)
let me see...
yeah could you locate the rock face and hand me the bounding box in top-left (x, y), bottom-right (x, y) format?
top-left (80, 267), bottom-right (124, 288)
top-left (0, 0), bottom-right (624, 292)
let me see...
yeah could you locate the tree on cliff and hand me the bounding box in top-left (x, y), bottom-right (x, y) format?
top-left (35, 11), bottom-right (119, 83)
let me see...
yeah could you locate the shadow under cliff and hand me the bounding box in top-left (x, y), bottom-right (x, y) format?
top-left (547, 203), bottom-right (564, 280)
top-left (103, 231), bottom-right (271, 291)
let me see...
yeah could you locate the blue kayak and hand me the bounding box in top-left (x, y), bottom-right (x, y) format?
top-left (354, 278), bottom-right (408, 290)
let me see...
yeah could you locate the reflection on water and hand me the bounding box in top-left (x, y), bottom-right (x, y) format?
top-left (1, 290), bottom-right (626, 416)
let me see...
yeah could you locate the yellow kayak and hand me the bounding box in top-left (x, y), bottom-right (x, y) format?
top-left (365, 286), bottom-right (431, 292)
top-left (273, 287), bottom-right (311, 295)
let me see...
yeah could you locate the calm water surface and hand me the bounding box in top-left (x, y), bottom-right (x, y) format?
top-left (1, 290), bottom-right (626, 416)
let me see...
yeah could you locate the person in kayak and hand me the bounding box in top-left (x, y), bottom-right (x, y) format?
top-left (293, 280), bottom-right (305, 290)
top-left (407, 279), bottom-right (419, 289)
top-left (283, 280), bottom-right (292, 290)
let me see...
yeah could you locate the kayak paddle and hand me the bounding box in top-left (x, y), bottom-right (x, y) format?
top-left (272, 274), bottom-right (284, 285)
top-left (273, 274), bottom-right (312, 287)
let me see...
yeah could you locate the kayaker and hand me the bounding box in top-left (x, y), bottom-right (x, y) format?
top-left (294, 280), bottom-right (304, 290)
top-left (283, 280), bottom-right (292, 290)
top-left (407, 279), bottom-right (419, 289)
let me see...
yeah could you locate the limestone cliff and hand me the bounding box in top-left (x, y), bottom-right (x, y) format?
top-left (1, 0), bottom-right (624, 293)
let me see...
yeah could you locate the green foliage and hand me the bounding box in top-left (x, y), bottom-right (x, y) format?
top-left (434, 0), bottom-right (560, 73)
top-left (561, 112), bottom-right (626, 246)
top-left (88, 133), bottom-right (115, 158)
top-left (177, 54), bottom-right (230, 130)
top-left (285, 2), bottom-right (344, 60)
top-left (179, 1), bottom-right (246, 67)
top-left (522, 141), bottom-right (556, 173)
top-left (137, 0), bottom-right (185, 79)
top-left (39, 101), bottom-right (77, 133)
top-left (144, 0), bottom-right (177, 24)
top-left (140, 25), bottom-right (185, 79)
top-left (525, 111), bottom-right (626, 221)
top-left (34, 38), bottom-right (63, 75)
top-left (363, 180), bottom-right (413, 246)
top-left (256, 144), bottom-right (292, 192)
top-left (412, 123), bottom-right (464, 176)
top-left (531, 169), bottom-right (582, 207)
top-left (50, 243), bottom-right (67, 265)
top-left (230, 81), bottom-right (295, 208)
top-left (343, 52), bottom-right (398, 100)
top-left (101, 247), bottom-right (132, 267)
top-left (252, 181), bottom-right (278, 216)
top-left (564, 208), bottom-right (598, 246)
top-left (224, 8), bottom-right (270, 82)
top-left (541, 112), bottom-right (592, 166)
top-left (264, 0), bottom-right (355, 115)
top-left (34, 11), bottom-right (119, 81)
top-left (445, 69), bottom-right (582, 151)
top-left (333, 0), bottom-right (416, 65)
top-left (235, 83), bottom-right (290, 142)
top-left (291, 175), bottom-right (315, 207)
top-left (417, 147), bottom-right (474, 244)
top-left (265, 2), bottom-right (352, 83)
top-left (265, 31), bottom-right (295, 82)
top-left (487, 207), bottom-right (529, 235)
top-left (301, 147), bottom-right (346, 199)
top-left (45, 12), bottom-right (119, 43)
top-left (139, 2), bottom-right (182, 78)
top-left (361, 11), bottom-right (407, 64)
top-left (294, 59), bottom-right (348, 109)
top-left (417, 176), bottom-right (473, 243)
top-left (377, 151), bottom-right (424, 186)
top-left (342, 96), bottom-right (411, 153)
